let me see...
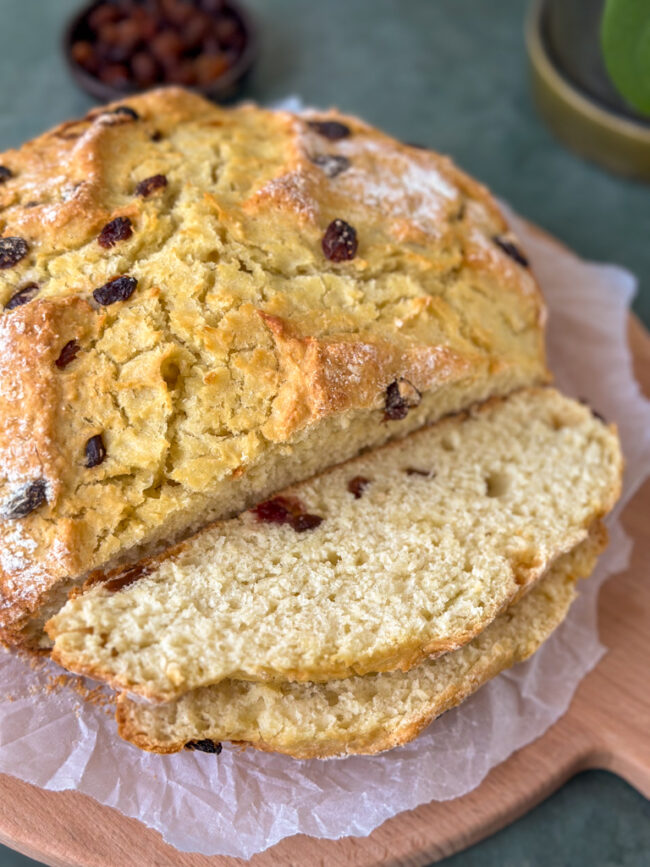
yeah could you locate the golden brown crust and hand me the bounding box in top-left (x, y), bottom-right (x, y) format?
top-left (0, 298), bottom-right (103, 640)
top-left (258, 311), bottom-right (480, 440)
top-left (0, 89), bottom-right (215, 250)
top-left (0, 88), bottom-right (548, 645)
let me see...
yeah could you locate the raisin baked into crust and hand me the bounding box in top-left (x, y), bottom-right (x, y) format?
top-left (0, 88), bottom-right (548, 648)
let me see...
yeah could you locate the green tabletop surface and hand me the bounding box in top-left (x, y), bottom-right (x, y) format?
top-left (0, 2), bottom-right (648, 866)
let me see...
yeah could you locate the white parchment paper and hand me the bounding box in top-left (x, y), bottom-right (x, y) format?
top-left (0, 213), bottom-right (649, 859)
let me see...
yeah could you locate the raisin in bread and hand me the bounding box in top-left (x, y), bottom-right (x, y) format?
top-left (46, 389), bottom-right (622, 699)
top-left (0, 88), bottom-right (549, 649)
top-left (117, 528), bottom-right (605, 757)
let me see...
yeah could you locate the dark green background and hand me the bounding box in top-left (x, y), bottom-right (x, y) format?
top-left (0, 2), bottom-right (648, 865)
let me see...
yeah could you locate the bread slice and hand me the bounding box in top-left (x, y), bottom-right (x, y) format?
top-left (47, 388), bottom-right (621, 700)
top-left (0, 88), bottom-right (549, 649)
top-left (116, 527), bottom-right (605, 758)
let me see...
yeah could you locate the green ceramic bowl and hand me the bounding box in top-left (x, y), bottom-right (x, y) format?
top-left (526, 0), bottom-right (650, 181)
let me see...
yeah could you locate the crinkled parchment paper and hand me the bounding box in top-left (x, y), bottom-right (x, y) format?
top-left (0, 213), bottom-right (648, 859)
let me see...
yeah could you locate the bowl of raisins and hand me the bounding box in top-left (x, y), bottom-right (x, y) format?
top-left (65, 0), bottom-right (256, 102)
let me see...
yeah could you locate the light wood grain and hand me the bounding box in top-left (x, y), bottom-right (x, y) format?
top-left (0, 323), bottom-right (647, 867)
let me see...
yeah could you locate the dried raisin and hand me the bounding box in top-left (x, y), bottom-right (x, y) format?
top-left (0, 237), bottom-right (29, 270)
top-left (322, 219), bottom-right (358, 262)
top-left (55, 340), bottom-right (81, 369)
top-left (348, 476), bottom-right (371, 498)
top-left (135, 174), bottom-right (168, 197)
top-left (311, 154), bottom-right (350, 178)
top-left (2, 479), bottom-right (47, 520)
top-left (252, 496), bottom-right (302, 525)
top-left (291, 513), bottom-right (323, 532)
top-left (307, 120), bottom-right (351, 140)
top-left (185, 740), bottom-right (222, 754)
top-left (252, 496), bottom-right (323, 532)
top-left (93, 275), bottom-right (137, 306)
top-left (5, 283), bottom-right (38, 310)
top-left (131, 51), bottom-right (159, 88)
top-left (493, 237), bottom-right (529, 268)
top-left (0, 166), bottom-right (13, 184)
top-left (98, 216), bottom-right (133, 249)
top-left (384, 379), bottom-right (421, 421)
top-left (112, 106), bottom-right (139, 120)
top-left (100, 65), bottom-right (130, 87)
top-left (85, 434), bottom-right (107, 468)
top-left (405, 467), bottom-right (431, 477)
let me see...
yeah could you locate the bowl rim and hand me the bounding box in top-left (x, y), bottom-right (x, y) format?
top-left (525, 0), bottom-right (650, 144)
top-left (63, 0), bottom-right (257, 102)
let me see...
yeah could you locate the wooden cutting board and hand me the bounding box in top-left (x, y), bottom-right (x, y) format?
top-left (0, 327), bottom-right (647, 867)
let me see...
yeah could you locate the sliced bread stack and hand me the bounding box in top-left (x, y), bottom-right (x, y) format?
top-left (0, 89), bottom-right (622, 759)
top-left (115, 529), bottom-right (605, 758)
top-left (46, 387), bottom-right (622, 757)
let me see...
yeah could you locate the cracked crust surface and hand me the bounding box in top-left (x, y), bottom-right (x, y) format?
top-left (115, 526), bottom-right (606, 758)
top-left (0, 88), bottom-right (548, 645)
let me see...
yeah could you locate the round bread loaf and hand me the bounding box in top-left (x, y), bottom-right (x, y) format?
top-left (0, 88), bottom-right (548, 647)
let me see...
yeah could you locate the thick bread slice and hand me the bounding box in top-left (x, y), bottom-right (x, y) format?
top-left (0, 88), bottom-right (548, 649)
top-left (47, 388), bottom-right (622, 699)
top-left (117, 528), bottom-right (606, 758)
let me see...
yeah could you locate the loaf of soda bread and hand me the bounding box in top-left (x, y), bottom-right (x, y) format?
top-left (117, 527), bottom-right (605, 757)
top-left (46, 388), bottom-right (621, 699)
top-left (0, 88), bottom-right (549, 647)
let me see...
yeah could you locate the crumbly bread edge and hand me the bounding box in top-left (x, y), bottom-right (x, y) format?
top-left (116, 522), bottom-right (607, 758)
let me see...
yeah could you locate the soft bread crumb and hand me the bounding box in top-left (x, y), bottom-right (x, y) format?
top-left (116, 529), bottom-right (605, 758)
top-left (47, 388), bottom-right (621, 699)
